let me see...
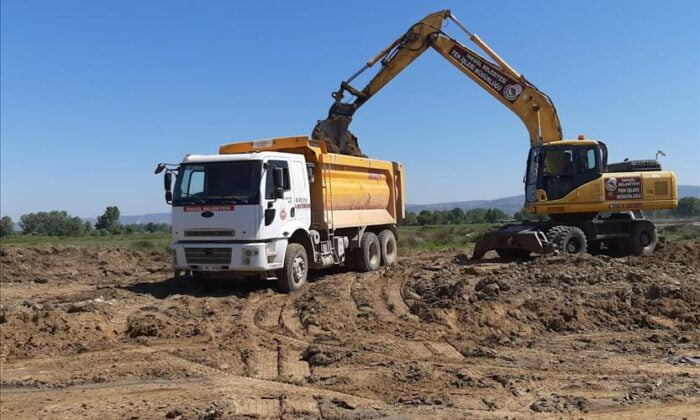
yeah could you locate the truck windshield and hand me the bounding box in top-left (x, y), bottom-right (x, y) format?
top-left (173, 161), bottom-right (261, 205)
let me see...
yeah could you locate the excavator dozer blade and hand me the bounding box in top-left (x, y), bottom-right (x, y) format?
top-left (472, 224), bottom-right (549, 260)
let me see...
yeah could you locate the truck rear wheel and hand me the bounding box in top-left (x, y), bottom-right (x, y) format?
top-left (356, 232), bottom-right (381, 272)
top-left (629, 221), bottom-right (657, 256)
top-left (548, 225), bottom-right (587, 255)
top-left (378, 230), bottom-right (398, 266)
top-left (277, 243), bottom-right (308, 293)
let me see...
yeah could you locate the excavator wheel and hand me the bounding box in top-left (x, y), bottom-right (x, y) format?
top-left (548, 225), bottom-right (587, 256)
top-left (629, 221), bottom-right (658, 256)
top-left (495, 248), bottom-right (531, 260)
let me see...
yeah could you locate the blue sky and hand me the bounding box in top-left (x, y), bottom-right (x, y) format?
top-left (1, 0), bottom-right (698, 219)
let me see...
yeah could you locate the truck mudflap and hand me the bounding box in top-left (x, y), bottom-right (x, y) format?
top-left (472, 224), bottom-right (550, 260)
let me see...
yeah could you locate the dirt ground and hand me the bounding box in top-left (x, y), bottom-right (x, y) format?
top-left (1, 240), bottom-right (699, 419)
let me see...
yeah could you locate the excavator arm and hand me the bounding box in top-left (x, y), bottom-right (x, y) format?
top-left (312, 10), bottom-right (562, 154)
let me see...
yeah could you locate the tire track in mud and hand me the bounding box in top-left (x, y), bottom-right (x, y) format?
top-left (240, 293), bottom-right (313, 387)
top-left (381, 269), bottom-right (420, 321)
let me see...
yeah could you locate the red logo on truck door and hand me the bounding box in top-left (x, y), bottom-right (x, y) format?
top-left (279, 209), bottom-right (287, 220)
top-left (184, 205), bottom-right (235, 212)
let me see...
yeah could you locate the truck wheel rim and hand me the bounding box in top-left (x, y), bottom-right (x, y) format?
top-left (387, 237), bottom-right (396, 259)
top-left (369, 242), bottom-right (379, 265)
top-left (640, 231), bottom-right (651, 247)
top-left (566, 239), bottom-right (580, 253)
top-left (292, 255), bottom-right (306, 283)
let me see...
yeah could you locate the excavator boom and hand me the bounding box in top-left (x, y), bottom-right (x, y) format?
top-left (312, 10), bottom-right (562, 154)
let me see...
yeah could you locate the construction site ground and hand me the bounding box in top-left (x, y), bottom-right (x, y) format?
top-left (1, 232), bottom-right (699, 418)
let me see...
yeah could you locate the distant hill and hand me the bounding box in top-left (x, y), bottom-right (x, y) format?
top-left (407, 195), bottom-right (524, 215)
top-left (679, 184), bottom-right (700, 198)
top-left (100, 185), bottom-right (699, 223)
top-left (406, 184), bottom-right (700, 216)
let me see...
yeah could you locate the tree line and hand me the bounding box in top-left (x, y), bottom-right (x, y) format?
top-left (0, 206), bottom-right (170, 237)
top-left (401, 197), bottom-right (700, 227)
top-left (1, 198), bottom-right (699, 237)
top-left (402, 207), bottom-right (510, 226)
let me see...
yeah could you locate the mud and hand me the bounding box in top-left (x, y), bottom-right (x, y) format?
top-left (1, 241), bottom-right (699, 418)
top-left (311, 120), bottom-right (365, 157)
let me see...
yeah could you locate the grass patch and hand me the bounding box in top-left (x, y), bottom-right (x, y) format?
top-left (398, 224), bottom-right (496, 251)
top-left (0, 233), bottom-right (171, 252)
top-left (657, 222), bottom-right (700, 242)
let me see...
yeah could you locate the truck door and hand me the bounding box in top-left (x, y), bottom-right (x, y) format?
top-left (263, 160), bottom-right (293, 235)
top-left (290, 159), bottom-right (311, 228)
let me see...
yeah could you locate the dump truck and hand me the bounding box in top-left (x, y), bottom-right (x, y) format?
top-left (156, 136), bottom-right (404, 291)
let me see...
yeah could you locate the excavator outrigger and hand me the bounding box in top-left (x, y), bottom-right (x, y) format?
top-left (313, 10), bottom-right (677, 259)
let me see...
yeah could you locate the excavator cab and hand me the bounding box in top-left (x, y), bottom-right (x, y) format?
top-left (525, 140), bottom-right (607, 205)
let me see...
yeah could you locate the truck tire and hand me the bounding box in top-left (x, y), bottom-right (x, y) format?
top-left (378, 229), bottom-right (398, 266)
top-left (495, 248), bottom-right (530, 260)
top-left (548, 225), bottom-right (587, 255)
top-left (277, 243), bottom-right (308, 293)
top-left (629, 221), bottom-right (657, 256)
top-left (356, 232), bottom-right (381, 272)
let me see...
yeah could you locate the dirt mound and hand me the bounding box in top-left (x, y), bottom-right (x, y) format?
top-left (406, 241), bottom-right (700, 342)
top-left (0, 298), bottom-right (118, 359)
top-left (311, 119), bottom-right (366, 157)
top-left (0, 246), bottom-right (170, 285)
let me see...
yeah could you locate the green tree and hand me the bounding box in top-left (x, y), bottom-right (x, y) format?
top-left (447, 208), bottom-right (464, 225)
top-left (675, 197), bottom-right (700, 218)
top-left (95, 206), bottom-right (121, 234)
top-left (0, 216), bottom-right (14, 237)
top-left (20, 211), bottom-right (86, 236)
top-left (465, 208), bottom-right (487, 224)
top-left (402, 212), bottom-right (418, 226)
top-left (432, 210), bottom-right (448, 225)
top-left (417, 210), bottom-right (434, 226)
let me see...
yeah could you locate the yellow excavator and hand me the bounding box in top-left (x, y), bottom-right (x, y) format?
top-left (312, 10), bottom-right (677, 258)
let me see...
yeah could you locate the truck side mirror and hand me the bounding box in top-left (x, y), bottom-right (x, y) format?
top-left (164, 172), bottom-right (172, 192)
top-left (164, 172), bottom-right (173, 204)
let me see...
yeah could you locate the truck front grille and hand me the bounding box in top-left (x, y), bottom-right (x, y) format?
top-left (185, 248), bottom-right (232, 265)
top-left (184, 229), bottom-right (235, 237)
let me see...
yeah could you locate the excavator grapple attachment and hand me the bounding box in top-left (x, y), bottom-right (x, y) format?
top-left (472, 224), bottom-right (550, 260)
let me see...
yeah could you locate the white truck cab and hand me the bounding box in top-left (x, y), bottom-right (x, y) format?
top-left (169, 152), bottom-right (312, 280)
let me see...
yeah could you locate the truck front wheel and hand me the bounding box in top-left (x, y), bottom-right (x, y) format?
top-left (277, 243), bottom-right (308, 293)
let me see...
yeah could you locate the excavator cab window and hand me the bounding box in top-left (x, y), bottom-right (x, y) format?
top-left (527, 145), bottom-right (602, 201)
